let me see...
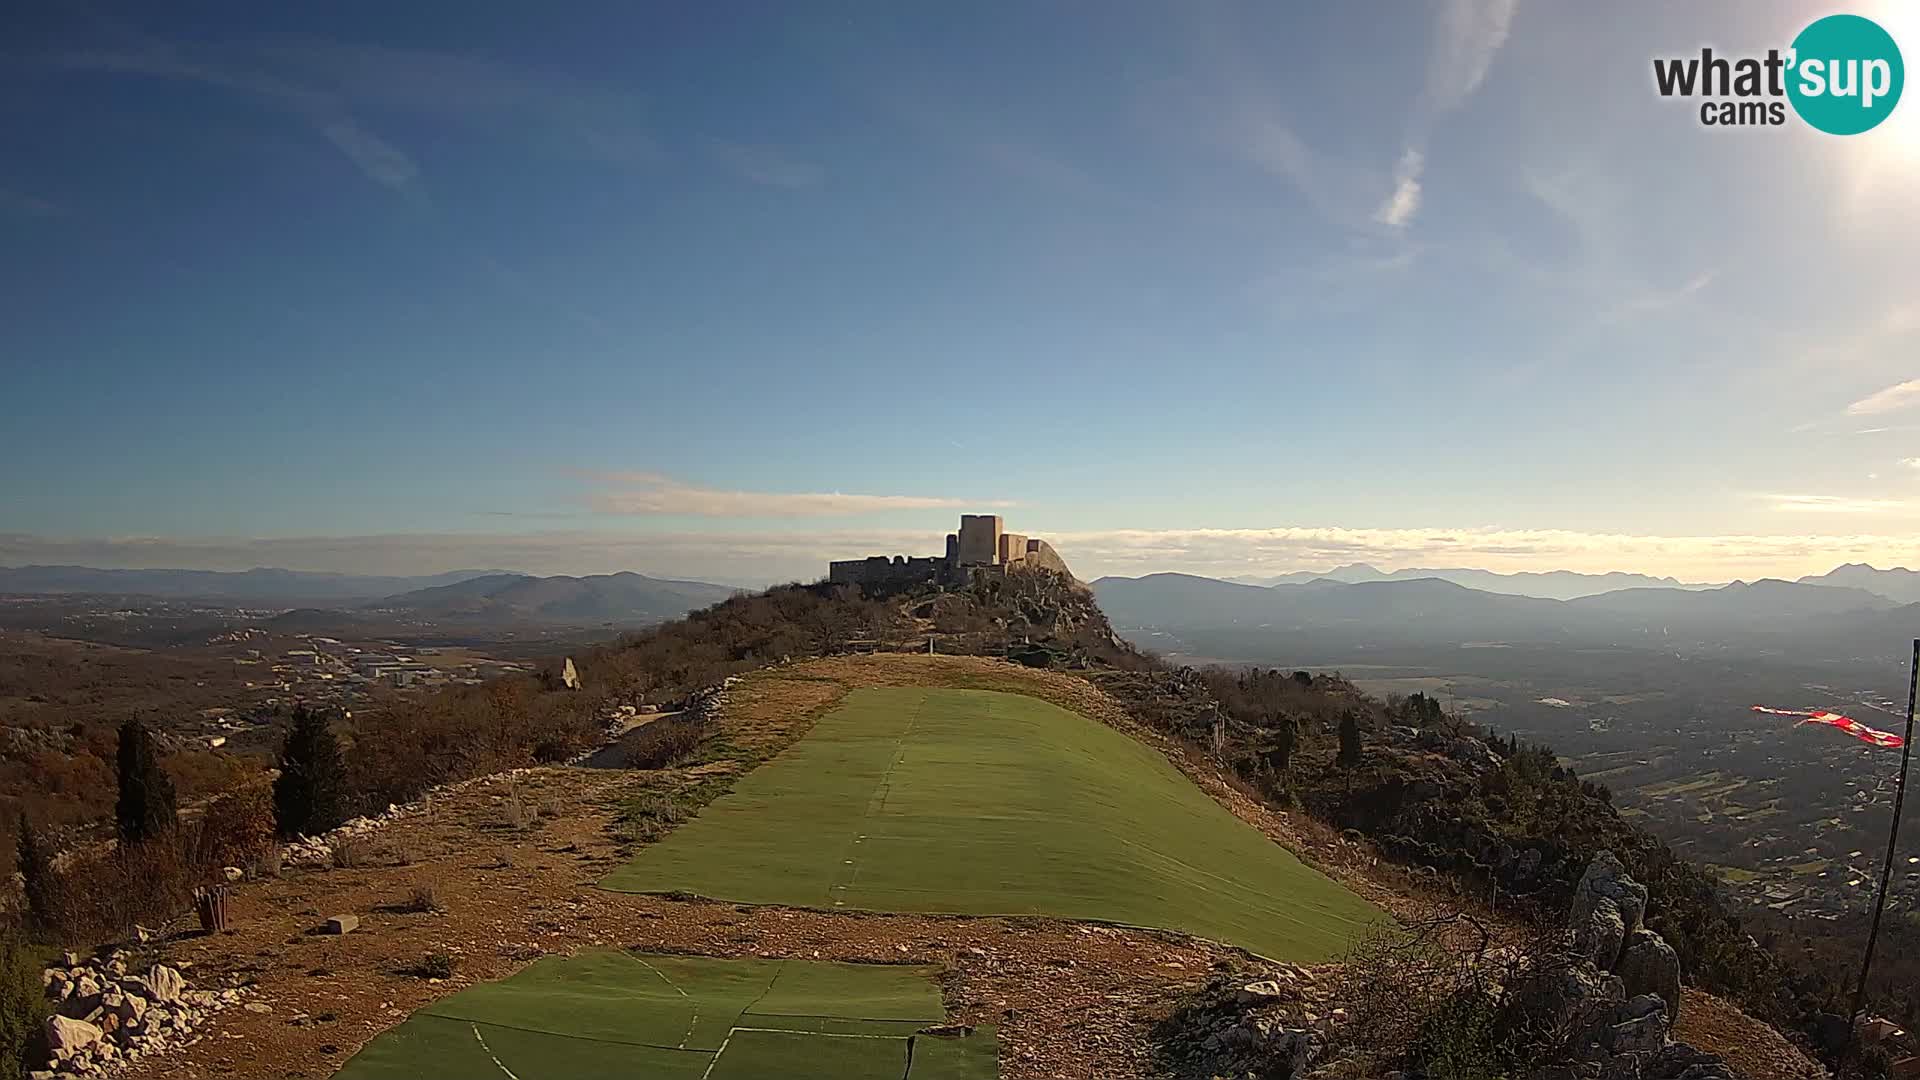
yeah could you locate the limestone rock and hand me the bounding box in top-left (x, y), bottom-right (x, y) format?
top-left (45, 1014), bottom-right (102, 1054)
top-left (324, 914), bottom-right (359, 935)
top-left (1570, 851), bottom-right (1647, 970)
top-left (1616, 929), bottom-right (1683, 1021)
top-left (141, 965), bottom-right (184, 1004)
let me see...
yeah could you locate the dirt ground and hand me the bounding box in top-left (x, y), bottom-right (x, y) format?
top-left (109, 654), bottom-right (1821, 1080)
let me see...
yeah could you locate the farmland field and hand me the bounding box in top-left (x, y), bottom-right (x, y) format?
top-left (602, 687), bottom-right (1386, 961)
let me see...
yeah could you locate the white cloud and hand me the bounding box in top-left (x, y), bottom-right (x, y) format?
top-left (581, 472), bottom-right (1010, 518)
top-left (1373, 149), bottom-right (1424, 228)
top-left (1762, 493), bottom-right (1910, 514)
top-left (1426, 0), bottom-right (1519, 112)
top-left (705, 141), bottom-right (824, 189)
top-left (1848, 379), bottom-right (1920, 416)
top-left (1901, 457), bottom-right (1920, 470)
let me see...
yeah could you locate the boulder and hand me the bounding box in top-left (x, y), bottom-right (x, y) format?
top-left (45, 1015), bottom-right (102, 1055)
top-left (1234, 980), bottom-right (1287, 1006)
top-left (1606, 1006), bottom-right (1670, 1056)
top-left (141, 965), bottom-right (184, 1004)
top-left (1645, 1044), bottom-right (1733, 1080)
top-left (324, 914), bottom-right (359, 935)
top-left (1615, 930), bottom-right (1683, 1021)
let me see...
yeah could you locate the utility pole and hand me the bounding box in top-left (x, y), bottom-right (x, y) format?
top-left (1846, 638), bottom-right (1920, 1071)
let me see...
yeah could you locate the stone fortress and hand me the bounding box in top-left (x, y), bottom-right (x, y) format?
top-left (828, 514), bottom-right (1071, 590)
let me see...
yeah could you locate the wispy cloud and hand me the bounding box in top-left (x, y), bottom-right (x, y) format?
top-left (580, 472), bottom-right (1010, 518)
top-left (318, 119), bottom-right (418, 191)
top-left (1425, 0), bottom-right (1519, 112)
top-left (706, 141), bottom-right (824, 189)
top-left (1373, 149), bottom-right (1425, 228)
top-left (1901, 457), bottom-right (1920, 470)
top-left (1848, 379), bottom-right (1920, 416)
top-left (0, 187), bottom-right (63, 218)
top-left (1762, 493), bottom-right (1910, 514)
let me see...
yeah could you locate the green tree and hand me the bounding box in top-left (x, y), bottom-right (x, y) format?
top-left (0, 937), bottom-right (45, 1076)
top-left (15, 814), bottom-right (54, 933)
top-left (1338, 711), bottom-right (1363, 768)
top-left (115, 718), bottom-right (177, 844)
top-left (1264, 719), bottom-right (1298, 774)
top-left (274, 705), bottom-right (348, 837)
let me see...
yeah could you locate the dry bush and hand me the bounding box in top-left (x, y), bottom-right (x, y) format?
top-left (198, 784), bottom-right (276, 869)
top-left (620, 716), bottom-right (707, 770)
top-left (401, 886), bottom-right (442, 914)
top-left (35, 830), bottom-right (208, 947)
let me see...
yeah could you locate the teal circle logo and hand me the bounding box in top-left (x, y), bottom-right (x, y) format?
top-left (1787, 14), bottom-right (1904, 134)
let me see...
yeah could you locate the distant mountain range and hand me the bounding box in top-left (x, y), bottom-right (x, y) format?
top-left (1797, 563), bottom-right (1920, 605)
top-left (0, 565), bottom-right (512, 603)
top-left (370, 572), bottom-right (739, 623)
top-left (1092, 569), bottom-right (1918, 661)
top-left (1224, 563), bottom-right (1704, 600)
top-left (0, 564), bottom-right (740, 625)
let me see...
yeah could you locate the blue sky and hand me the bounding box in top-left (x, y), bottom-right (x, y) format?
top-left (3, 1), bottom-right (1918, 584)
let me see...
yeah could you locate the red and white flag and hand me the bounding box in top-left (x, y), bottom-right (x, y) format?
top-left (1753, 705), bottom-right (1905, 748)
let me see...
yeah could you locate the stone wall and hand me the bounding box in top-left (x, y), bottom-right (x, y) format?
top-left (957, 515), bottom-right (1003, 566)
top-left (1023, 538), bottom-right (1071, 575)
top-left (828, 555), bottom-right (946, 589)
top-left (997, 532), bottom-right (1030, 565)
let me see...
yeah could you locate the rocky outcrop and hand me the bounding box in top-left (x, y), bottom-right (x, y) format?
top-left (1152, 966), bottom-right (1341, 1079)
top-left (1615, 929), bottom-right (1682, 1022)
top-left (40, 950), bottom-right (248, 1077)
top-left (1570, 851), bottom-right (1648, 972)
top-left (1523, 853), bottom-right (1718, 1080)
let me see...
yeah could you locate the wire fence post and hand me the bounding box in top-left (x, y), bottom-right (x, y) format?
top-left (1845, 638), bottom-right (1920, 1073)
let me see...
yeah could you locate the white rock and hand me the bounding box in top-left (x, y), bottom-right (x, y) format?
top-left (142, 965), bottom-right (185, 1004)
top-left (45, 1015), bottom-right (102, 1053)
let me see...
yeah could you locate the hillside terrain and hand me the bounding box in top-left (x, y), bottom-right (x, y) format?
top-left (1, 567), bottom-right (1862, 1080)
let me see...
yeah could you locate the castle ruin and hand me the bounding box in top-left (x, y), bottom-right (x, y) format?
top-left (828, 514), bottom-right (1071, 590)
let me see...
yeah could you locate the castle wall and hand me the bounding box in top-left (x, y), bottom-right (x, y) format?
top-left (957, 514), bottom-right (1003, 566)
top-left (997, 532), bottom-right (1029, 565)
top-left (828, 555), bottom-right (946, 589)
top-left (1023, 538), bottom-right (1071, 575)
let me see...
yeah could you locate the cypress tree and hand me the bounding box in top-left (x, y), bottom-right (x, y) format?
top-left (1337, 711), bottom-right (1363, 768)
top-left (15, 814), bottom-right (54, 932)
top-left (115, 718), bottom-right (178, 844)
top-left (274, 705), bottom-right (347, 837)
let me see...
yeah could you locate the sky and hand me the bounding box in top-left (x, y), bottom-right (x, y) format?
top-left (3, 1), bottom-right (1919, 585)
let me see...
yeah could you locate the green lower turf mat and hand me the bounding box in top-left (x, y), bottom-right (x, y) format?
top-left (331, 952), bottom-right (999, 1079)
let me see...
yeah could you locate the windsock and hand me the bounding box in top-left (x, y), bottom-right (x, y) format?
top-left (1752, 705), bottom-right (1904, 748)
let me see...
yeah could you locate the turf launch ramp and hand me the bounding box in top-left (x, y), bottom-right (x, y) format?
top-left (331, 951), bottom-right (995, 1079)
top-left (603, 686), bottom-right (1386, 961)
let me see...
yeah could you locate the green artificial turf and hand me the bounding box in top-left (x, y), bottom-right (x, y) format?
top-left (331, 952), bottom-right (991, 1080)
top-left (603, 687), bottom-right (1386, 961)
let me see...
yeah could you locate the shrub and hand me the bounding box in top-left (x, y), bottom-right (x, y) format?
top-left (0, 937), bottom-right (46, 1077)
top-left (32, 830), bottom-right (205, 946)
top-left (275, 706), bottom-right (347, 837)
top-left (199, 785), bottom-right (277, 868)
top-left (616, 793), bottom-right (687, 844)
top-left (620, 716), bottom-right (707, 770)
top-left (402, 886), bottom-right (442, 914)
top-left (407, 952), bottom-right (457, 979)
top-left (115, 718), bottom-right (178, 844)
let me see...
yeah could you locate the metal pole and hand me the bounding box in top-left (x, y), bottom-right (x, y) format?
top-left (1846, 638), bottom-right (1920, 1064)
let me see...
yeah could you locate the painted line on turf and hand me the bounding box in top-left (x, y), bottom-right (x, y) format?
top-left (471, 1023), bottom-right (523, 1080)
top-left (624, 951), bottom-right (701, 1048)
